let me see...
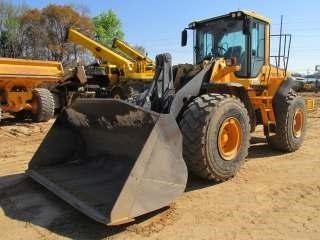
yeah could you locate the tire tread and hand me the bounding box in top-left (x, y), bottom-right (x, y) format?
top-left (180, 93), bottom-right (250, 181)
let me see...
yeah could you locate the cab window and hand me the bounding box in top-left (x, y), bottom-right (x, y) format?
top-left (251, 21), bottom-right (265, 77)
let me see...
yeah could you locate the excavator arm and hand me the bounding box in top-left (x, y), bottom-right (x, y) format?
top-left (112, 38), bottom-right (153, 64)
top-left (67, 29), bottom-right (133, 72)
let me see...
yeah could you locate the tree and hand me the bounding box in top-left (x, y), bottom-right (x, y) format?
top-left (0, 3), bottom-right (94, 62)
top-left (93, 10), bottom-right (124, 47)
top-left (41, 4), bottom-right (94, 62)
top-left (133, 45), bottom-right (146, 55)
top-left (19, 9), bottom-right (46, 59)
top-left (0, 4), bottom-right (128, 64)
top-left (0, 1), bottom-right (27, 57)
top-left (19, 5), bottom-right (94, 62)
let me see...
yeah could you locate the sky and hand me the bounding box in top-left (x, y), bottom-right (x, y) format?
top-left (11, 0), bottom-right (320, 73)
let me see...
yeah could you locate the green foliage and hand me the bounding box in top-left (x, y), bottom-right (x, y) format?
top-left (0, 1), bottom-right (27, 57)
top-left (0, 2), bottom-right (94, 62)
top-left (0, 3), bottom-right (131, 64)
top-left (0, 3), bottom-right (94, 62)
top-left (93, 10), bottom-right (124, 47)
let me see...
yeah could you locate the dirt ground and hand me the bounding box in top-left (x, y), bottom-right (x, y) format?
top-left (0, 93), bottom-right (319, 240)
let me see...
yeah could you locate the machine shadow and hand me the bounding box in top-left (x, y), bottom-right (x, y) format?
top-left (247, 136), bottom-right (285, 159)
top-left (0, 174), bottom-right (214, 239)
top-left (185, 135), bottom-right (286, 192)
top-left (0, 174), bottom-right (181, 239)
top-left (185, 173), bottom-right (218, 192)
top-left (0, 174), bottom-right (128, 240)
top-left (0, 117), bottom-right (33, 126)
top-left (0, 137), bottom-right (286, 239)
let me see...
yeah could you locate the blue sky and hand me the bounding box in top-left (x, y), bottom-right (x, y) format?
top-left (12, 0), bottom-right (320, 73)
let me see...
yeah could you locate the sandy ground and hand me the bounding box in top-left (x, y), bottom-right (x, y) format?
top-left (0, 94), bottom-right (319, 240)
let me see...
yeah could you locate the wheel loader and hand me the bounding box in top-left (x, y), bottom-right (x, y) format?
top-left (27, 10), bottom-right (313, 225)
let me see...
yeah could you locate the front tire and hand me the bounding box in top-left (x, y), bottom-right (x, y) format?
top-left (31, 88), bottom-right (55, 122)
top-left (267, 91), bottom-right (307, 152)
top-left (179, 94), bottom-right (250, 181)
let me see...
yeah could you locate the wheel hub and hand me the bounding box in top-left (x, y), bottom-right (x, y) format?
top-left (218, 117), bottom-right (242, 161)
top-left (292, 109), bottom-right (304, 138)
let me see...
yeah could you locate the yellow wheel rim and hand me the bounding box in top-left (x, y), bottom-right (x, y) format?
top-left (293, 109), bottom-right (304, 138)
top-left (218, 117), bottom-right (242, 161)
top-left (31, 96), bottom-right (38, 114)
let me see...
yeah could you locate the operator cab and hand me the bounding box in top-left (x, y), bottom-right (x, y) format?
top-left (182, 11), bottom-right (270, 78)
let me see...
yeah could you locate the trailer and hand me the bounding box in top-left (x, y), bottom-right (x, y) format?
top-left (0, 57), bottom-right (64, 122)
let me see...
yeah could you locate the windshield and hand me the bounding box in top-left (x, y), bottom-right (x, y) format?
top-left (194, 17), bottom-right (247, 67)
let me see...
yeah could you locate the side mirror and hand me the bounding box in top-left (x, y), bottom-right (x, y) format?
top-left (181, 29), bottom-right (187, 47)
top-left (315, 65), bottom-right (320, 72)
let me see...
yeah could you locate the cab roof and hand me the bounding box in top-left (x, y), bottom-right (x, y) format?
top-left (188, 10), bottom-right (270, 28)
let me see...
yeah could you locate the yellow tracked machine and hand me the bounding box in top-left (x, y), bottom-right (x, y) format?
top-left (27, 11), bottom-right (313, 225)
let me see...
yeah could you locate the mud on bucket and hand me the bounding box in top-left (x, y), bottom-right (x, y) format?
top-left (27, 98), bottom-right (187, 225)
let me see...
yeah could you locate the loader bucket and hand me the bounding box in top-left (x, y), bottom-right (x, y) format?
top-left (26, 98), bottom-right (187, 225)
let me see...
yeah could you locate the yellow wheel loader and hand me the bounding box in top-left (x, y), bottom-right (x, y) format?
top-left (27, 11), bottom-right (313, 225)
top-left (0, 58), bottom-right (64, 122)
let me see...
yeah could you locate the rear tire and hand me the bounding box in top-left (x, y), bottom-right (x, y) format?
top-left (179, 94), bottom-right (250, 181)
top-left (31, 88), bottom-right (55, 122)
top-left (267, 91), bottom-right (307, 152)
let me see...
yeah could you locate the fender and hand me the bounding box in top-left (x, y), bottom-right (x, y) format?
top-left (201, 82), bottom-right (257, 132)
top-left (272, 77), bottom-right (294, 124)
